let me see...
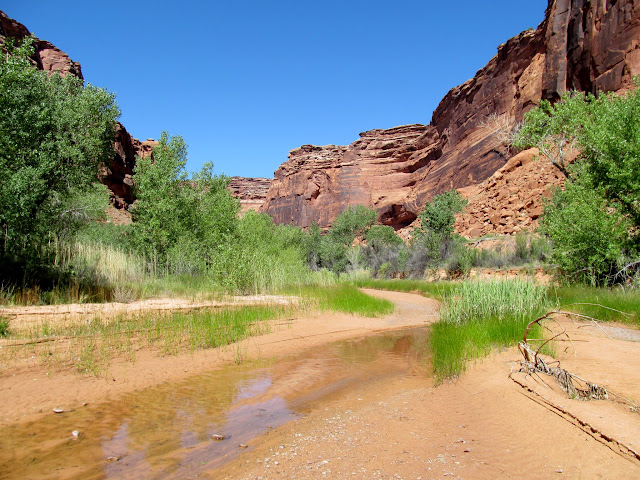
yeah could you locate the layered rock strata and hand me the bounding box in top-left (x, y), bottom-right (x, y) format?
top-left (228, 177), bottom-right (272, 214)
top-left (262, 0), bottom-right (640, 230)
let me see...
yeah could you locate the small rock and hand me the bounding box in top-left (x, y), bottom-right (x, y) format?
top-left (53, 408), bottom-right (65, 414)
top-left (239, 444), bottom-right (248, 448)
top-left (211, 434), bottom-right (227, 441)
top-left (71, 430), bottom-right (80, 439)
top-left (106, 456), bottom-right (120, 462)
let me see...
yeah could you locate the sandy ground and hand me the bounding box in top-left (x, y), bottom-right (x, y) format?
top-left (210, 316), bottom-right (640, 480)
top-left (2, 289), bottom-right (640, 479)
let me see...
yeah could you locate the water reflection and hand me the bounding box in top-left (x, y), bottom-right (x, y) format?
top-left (0, 327), bottom-right (430, 479)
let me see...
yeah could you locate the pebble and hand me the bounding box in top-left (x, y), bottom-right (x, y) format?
top-left (239, 443), bottom-right (248, 448)
top-left (52, 408), bottom-right (65, 414)
top-left (71, 430), bottom-right (80, 439)
top-left (211, 434), bottom-right (228, 441)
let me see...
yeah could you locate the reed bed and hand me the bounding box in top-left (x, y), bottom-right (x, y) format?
top-left (431, 279), bottom-right (549, 382)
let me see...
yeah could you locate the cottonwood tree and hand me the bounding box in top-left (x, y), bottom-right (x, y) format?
top-left (514, 80), bottom-right (640, 284)
top-left (0, 36), bottom-right (120, 280)
top-left (129, 132), bottom-right (239, 273)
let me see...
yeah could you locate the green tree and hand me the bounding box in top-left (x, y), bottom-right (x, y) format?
top-left (514, 81), bottom-right (640, 284)
top-left (129, 132), bottom-right (238, 273)
top-left (317, 205), bottom-right (377, 272)
top-left (541, 179), bottom-right (630, 285)
top-left (414, 190), bottom-right (467, 240)
top-left (0, 36), bottom-right (120, 280)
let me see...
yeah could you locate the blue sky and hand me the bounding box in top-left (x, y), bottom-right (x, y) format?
top-left (3, 1), bottom-right (547, 178)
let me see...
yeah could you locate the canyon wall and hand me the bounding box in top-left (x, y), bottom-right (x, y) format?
top-left (262, 0), bottom-right (640, 229)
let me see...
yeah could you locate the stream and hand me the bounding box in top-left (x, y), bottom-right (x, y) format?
top-left (1, 326), bottom-right (432, 479)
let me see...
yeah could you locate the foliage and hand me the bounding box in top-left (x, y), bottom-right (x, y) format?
top-left (542, 179), bottom-right (631, 284)
top-left (307, 205), bottom-right (377, 273)
top-left (413, 189), bottom-right (467, 240)
top-left (512, 93), bottom-right (586, 177)
top-left (129, 132), bottom-right (239, 273)
top-left (0, 36), bottom-right (120, 281)
top-left (439, 278), bottom-right (547, 325)
top-left (211, 211), bottom-right (312, 293)
top-left (432, 279), bottom-right (548, 381)
top-left (514, 81), bottom-right (640, 284)
top-left (0, 317), bottom-right (9, 337)
top-left (299, 284), bottom-right (394, 317)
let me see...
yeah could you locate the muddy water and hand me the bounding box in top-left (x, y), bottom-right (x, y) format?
top-left (1, 327), bottom-right (432, 480)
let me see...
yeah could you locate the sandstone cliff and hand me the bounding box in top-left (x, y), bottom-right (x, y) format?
top-left (0, 11), bottom-right (83, 78)
top-left (228, 177), bottom-right (272, 214)
top-left (262, 0), bottom-right (640, 231)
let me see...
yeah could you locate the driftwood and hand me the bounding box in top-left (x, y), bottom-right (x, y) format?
top-left (517, 304), bottom-right (637, 406)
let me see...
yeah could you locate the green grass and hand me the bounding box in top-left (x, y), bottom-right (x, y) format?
top-left (1, 305), bottom-right (288, 376)
top-left (551, 285), bottom-right (640, 326)
top-left (431, 279), bottom-right (549, 382)
top-left (289, 284), bottom-right (394, 317)
top-left (350, 278), bottom-right (458, 301)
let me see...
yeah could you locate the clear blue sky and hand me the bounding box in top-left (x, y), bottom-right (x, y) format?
top-left (3, 1), bottom-right (547, 178)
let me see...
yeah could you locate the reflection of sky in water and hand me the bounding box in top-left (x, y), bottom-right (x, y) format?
top-left (102, 395), bottom-right (296, 479)
top-left (235, 373), bottom-right (272, 401)
top-left (100, 372), bottom-right (295, 479)
top-left (2, 328), bottom-right (430, 480)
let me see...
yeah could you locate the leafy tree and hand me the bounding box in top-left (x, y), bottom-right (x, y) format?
top-left (330, 205), bottom-right (378, 245)
top-left (129, 132), bottom-right (238, 273)
top-left (413, 190), bottom-right (467, 240)
top-left (0, 36), bottom-right (120, 280)
top-left (512, 93), bottom-right (587, 178)
top-left (514, 81), bottom-right (640, 283)
top-left (541, 178), bottom-right (631, 285)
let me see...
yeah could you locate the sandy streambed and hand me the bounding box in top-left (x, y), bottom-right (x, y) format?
top-left (2, 289), bottom-right (640, 480)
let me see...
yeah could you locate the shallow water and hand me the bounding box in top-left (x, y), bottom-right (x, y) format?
top-left (1, 327), bottom-right (431, 479)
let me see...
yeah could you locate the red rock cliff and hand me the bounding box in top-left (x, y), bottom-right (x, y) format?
top-left (262, 0), bottom-right (640, 228)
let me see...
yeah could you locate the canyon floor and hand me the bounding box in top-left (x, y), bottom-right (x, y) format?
top-left (1, 290), bottom-right (640, 479)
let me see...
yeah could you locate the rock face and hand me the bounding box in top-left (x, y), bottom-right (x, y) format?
top-left (0, 11), bottom-right (82, 78)
top-left (454, 148), bottom-right (565, 237)
top-left (228, 177), bottom-right (272, 214)
top-left (262, 0), bottom-right (640, 229)
top-left (101, 124), bottom-right (157, 208)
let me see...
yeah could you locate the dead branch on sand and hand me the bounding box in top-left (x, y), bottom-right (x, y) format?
top-left (517, 305), bottom-right (637, 407)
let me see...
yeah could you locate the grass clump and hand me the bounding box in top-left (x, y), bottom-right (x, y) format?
top-left (2, 305), bottom-right (288, 377)
top-left (431, 279), bottom-right (548, 382)
top-left (350, 278), bottom-right (458, 300)
top-left (551, 285), bottom-right (640, 326)
top-left (295, 284), bottom-right (394, 317)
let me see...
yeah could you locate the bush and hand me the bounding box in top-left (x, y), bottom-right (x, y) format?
top-left (542, 180), bottom-right (631, 285)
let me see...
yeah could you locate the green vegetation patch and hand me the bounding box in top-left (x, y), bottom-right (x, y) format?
top-left (431, 279), bottom-right (548, 382)
top-left (2, 305), bottom-right (288, 377)
top-left (552, 286), bottom-right (640, 326)
top-left (296, 284), bottom-right (394, 317)
top-left (351, 278), bottom-right (457, 301)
